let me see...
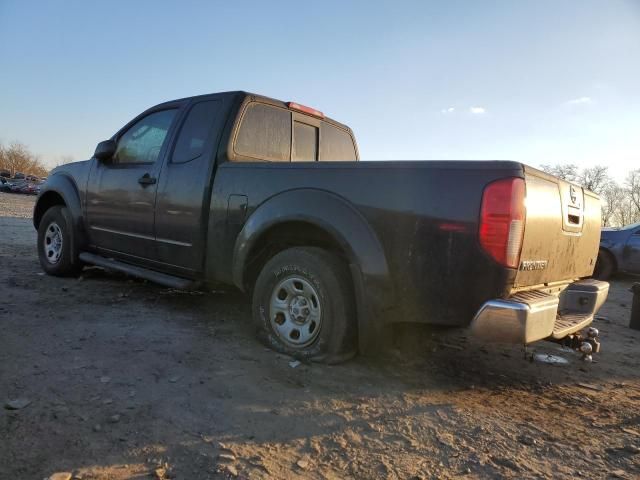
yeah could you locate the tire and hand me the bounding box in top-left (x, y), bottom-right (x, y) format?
top-left (252, 247), bottom-right (357, 363)
top-left (37, 205), bottom-right (82, 276)
top-left (593, 249), bottom-right (615, 281)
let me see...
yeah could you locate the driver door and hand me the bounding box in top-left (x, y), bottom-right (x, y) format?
top-left (86, 108), bottom-right (179, 262)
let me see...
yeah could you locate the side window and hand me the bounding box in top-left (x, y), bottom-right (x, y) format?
top-left (113, 109), bottom-right (177, 165)
top-left (320, 123), bottom-right (357, 161)
top-left (235, 103), bottom-right (291, 161)
top-left (292, 121), bottom-right (318, 161)
top-left (172, 100), bottom-right (221, 164)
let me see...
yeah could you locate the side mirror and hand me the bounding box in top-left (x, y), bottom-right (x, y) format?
top-left (94, 140), bottom-right (116, 161)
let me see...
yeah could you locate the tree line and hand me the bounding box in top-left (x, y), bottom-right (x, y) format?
top-left (540, 164), bottom-right (640, 227)
top-left (0, 142), bottom-right (50, 178)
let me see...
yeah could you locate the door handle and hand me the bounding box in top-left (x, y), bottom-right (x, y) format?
top-left (138, 174), bottom-right (156, 186)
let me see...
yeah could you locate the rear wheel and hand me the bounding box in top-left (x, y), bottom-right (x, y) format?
top-left (593, 249), bottom-right (615, 281)
top-left (37, 205), bottom-right (82, 276)
top-left (252, 247), bottom-right (357, 363)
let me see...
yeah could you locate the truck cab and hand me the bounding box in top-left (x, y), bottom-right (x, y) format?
top-left (77, 92), bottom-right (358, 275)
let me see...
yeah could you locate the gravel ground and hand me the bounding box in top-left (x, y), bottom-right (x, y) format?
top-left (0, 191), bottom-right (37, 218)
top-left (1, 192), bottom-right (639, 479)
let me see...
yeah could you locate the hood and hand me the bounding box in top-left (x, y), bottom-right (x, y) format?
top-left (49, 159), bottom-right (91, 177)
top-left (40, 159), bottom-right (93, 199)
top-left (600, 226), bottom-right (632, 245)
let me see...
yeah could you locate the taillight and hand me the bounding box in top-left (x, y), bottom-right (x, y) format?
top-left (479, 177), bottom-right (526, 268)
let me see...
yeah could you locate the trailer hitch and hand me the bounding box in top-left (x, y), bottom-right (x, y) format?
top-left (550, 327), bottom-right (600, 362)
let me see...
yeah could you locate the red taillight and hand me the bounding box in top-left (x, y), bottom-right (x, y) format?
top-left (287, 102), bottom-right (324, 118)
top-left (479, 177), bottom-right (526, 268)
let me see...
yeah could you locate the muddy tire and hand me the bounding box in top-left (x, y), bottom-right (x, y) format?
top-left (37, 206), bottom-right (82, 276)
top-left (593, 249), bottom-right (615, 281)
top-left (252, 247), bottom-right (357, 363)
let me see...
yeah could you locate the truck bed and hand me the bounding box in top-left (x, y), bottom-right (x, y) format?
top-left (206, 160), bottom-right (601, 327)
top-left (208, 161), bottom-right (505, 325)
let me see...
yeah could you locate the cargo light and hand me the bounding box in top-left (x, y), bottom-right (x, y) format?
top-left (479, 177), bottom-right (526, 268)
top-left (287, 102), bottom-right (324, 118)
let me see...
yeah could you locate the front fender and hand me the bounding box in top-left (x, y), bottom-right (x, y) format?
top-left (233, 189), bottom-right (393, 354)
top-left (34, 173), bottom-right (86, 249)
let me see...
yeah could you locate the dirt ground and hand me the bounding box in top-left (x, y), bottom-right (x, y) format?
top-left (1, 191), bottom-right (639, 480)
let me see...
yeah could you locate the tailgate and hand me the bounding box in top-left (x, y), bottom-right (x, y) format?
top-left (513, 166), bottom-right (601, 288)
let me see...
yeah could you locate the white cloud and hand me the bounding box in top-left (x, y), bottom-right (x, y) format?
top-left (441, 107), bottom-right (455, 114)
top-left (469, 106), bottom-right (486, 114)
top-left (565, 96), bottom-right (593, 105)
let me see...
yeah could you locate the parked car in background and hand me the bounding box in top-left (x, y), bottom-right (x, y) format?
top-left (9, 180), bottom-right (26, 193)
top-left (0, 169), bottom-right (10, 178)
top-left (595, 222), bottom-right (640, 279)
top-left (19, 183), bottom-right (39, 195)
top-left (0, 177), bottom-right (11, 192)
top-left (13, 172), bottom-right (25, 180)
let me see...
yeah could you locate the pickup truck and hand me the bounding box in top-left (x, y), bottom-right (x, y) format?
top-left (34, 91), bottom-right (609, 362)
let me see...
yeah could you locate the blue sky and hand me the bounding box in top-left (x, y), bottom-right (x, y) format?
top-left (1, 0), bottom-right (638, 180)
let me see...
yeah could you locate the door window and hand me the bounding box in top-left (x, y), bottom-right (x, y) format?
top-left (320, 123), bottom-right (357, 161)
top-left (234, 103), bottom-right (291, 161)
top-left (172, 100), bottom-right (221, 164)
top-left (292, 121), bottom-right (318, 161)
top-left (113, 109), bottom-right (177, 165)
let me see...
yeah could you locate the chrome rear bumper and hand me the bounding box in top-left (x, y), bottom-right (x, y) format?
top-left (471, 279), bottom-right (609, 344)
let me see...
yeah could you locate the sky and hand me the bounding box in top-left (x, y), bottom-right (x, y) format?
top-left (0, 0), bottom-right (639, 181)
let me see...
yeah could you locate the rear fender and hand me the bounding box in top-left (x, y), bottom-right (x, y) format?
top-left (233, 189), bottom-right (392, 354)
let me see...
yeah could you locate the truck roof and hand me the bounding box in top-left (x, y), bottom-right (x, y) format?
top-left (155, 91), bottom-right (353, 134)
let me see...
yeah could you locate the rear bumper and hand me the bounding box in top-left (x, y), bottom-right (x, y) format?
top-left (470, 279), bottom-right (609, 344)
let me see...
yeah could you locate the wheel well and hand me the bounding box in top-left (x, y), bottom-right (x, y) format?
top-left (599, 247), bottom-right (617, 271)
top-left (243, 221), bottom-right (351, 292)
top-left (34, 192), bottom-right (66, 228)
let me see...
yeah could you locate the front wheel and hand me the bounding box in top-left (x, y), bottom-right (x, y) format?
top-left (252, 247), bottom-right (357, 363)
top-left (37, 205), bottom-right (82, 276)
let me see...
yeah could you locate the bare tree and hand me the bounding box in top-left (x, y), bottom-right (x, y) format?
top-left (577, 165), bottom-right (610, 195)
top-left (601, 182), bottom-right (626, 227)
top-left (540, 163), bottom-right (579, 182)
top-left (0, 141), bottom-right (49, 177)
top-left (0, 144), bottom-right (5, 174)
top-left (627, 169), bottom-right (640, 217)
top-left (613, 194), bottom-right (639, 227)
top-left (1, 142), bottom-right (33, 176)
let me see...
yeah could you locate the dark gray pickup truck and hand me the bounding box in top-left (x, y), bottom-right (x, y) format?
top-left (34, 91), bottom-right (609, 362)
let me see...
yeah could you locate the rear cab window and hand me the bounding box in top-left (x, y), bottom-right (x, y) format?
top-left (292, 121), bottom-right (318, 161)
top-left (319, 123), bottom-right (357, 161)
top-left (234, 103), bottom-right (291, 161)
top-left (232, 101), bottom-right (358, 163)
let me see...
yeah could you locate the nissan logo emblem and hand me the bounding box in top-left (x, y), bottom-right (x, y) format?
top-left (570, 185), bottom-right (578, 204)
